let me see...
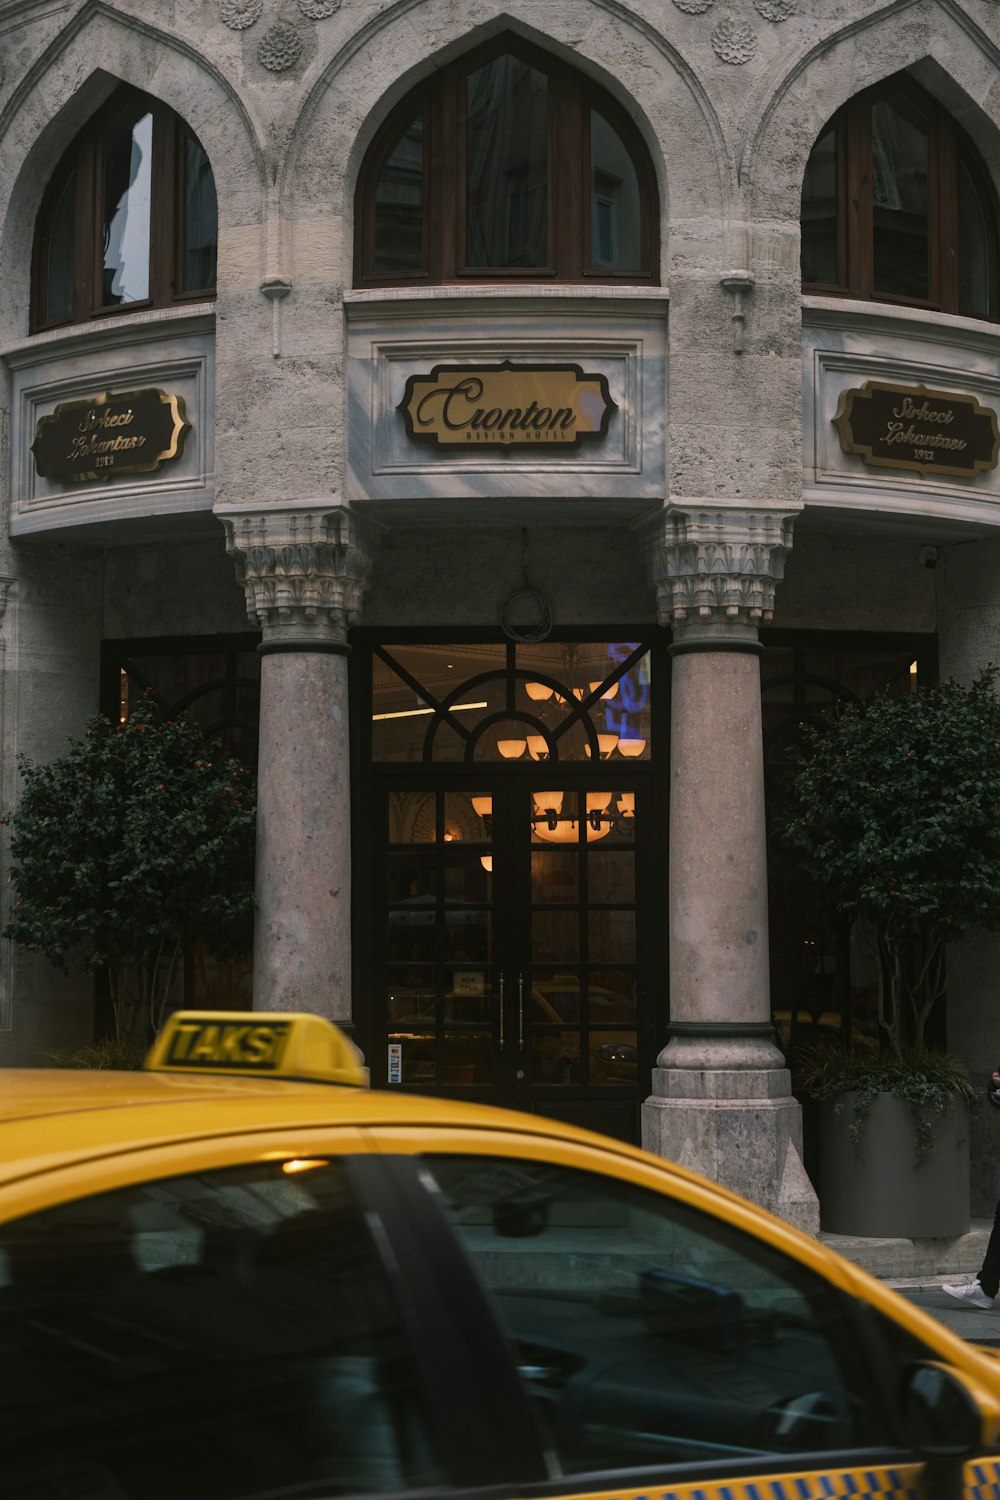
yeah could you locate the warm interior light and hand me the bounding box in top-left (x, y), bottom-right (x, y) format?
top-left (617, 791), bottom-right (636, 816)
top-left (587, 733), bottom-right (618, 758)
top-left (373, 700), bottom-right (487, 722)
top-left (471, 795), bottom-right (493, 817)
top-left (596, 680), bottom-right (619, 700)
top-left (586, 791), bottom-right (613, 813)
top-left (480, 855), bottom-right (493, 873)
top-left (497, 738), bottom-right (526, 759)
top-left (524, 681), bottom-right (553, 701)
top-left (533, 790), bottom-right (564, 815)
top-left (617, 737), bottom-right (646, 757)
top-left (533, 818), bottom-right (613, 845)
top-left (526, 735), bottom-right (548, 760)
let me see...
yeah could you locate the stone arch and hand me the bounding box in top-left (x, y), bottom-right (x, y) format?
top-left (0, 2), bottom-right (267, 338)
top-left (743, 0), bottom-right (1000, 226)
top-left (280, 1), bottom-right (733, 288)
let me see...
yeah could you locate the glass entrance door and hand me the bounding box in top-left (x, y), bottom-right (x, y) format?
top-left (381, 781), bottom-right (649, 1141)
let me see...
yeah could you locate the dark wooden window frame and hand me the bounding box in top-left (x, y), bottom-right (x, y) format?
top-left (354, 34), bottom-right (659, 288)
top-left (802, 74), bottom-right (1000, 321)
top-left (32, 85), bottom-right (217, 333)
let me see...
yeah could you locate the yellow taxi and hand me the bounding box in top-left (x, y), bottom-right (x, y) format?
top-left (2, 1009), bottom-right (1000, 1500)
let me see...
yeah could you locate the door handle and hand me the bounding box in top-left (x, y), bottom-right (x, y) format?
top-left (498, 973), bottom-right (505, 1051)
top-left (518, 973), bottom-right (525, 1050)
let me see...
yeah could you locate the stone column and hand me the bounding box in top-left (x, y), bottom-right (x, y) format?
top-left (224, 508), bottom-right (377, 1030)
top-left (642, 507), bottom-right (819, 1233)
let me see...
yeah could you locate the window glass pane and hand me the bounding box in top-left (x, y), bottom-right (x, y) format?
top-left (590, 110), bottom-right (642, 270)
top-left (183, 134), bottom-right (218, 293)
top-left (102, 106), bottom-right (153, 306)
top-left (466, 54), bottom-right (548, 268)
top-left (0, 1161), bottom-right (444, 1495)
top-left (872, 95), bottom-right (929, 300)
top-left (424, 1156), bottom-right (897, 1471)
top-left (800, 125), bottom-right (839, 285)
top-left (374, 114), bottom-right (424, 275)
top-left (44, 167), bottom-right (77, 324)
top-left (958, 155), bottom-right (990, 318)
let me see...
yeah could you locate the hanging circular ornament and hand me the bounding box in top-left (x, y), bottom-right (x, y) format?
top-left (298, 0), bottom-right (341, 16)
top-left (499, 589), bottom-right (553, 644)
top-left (711, 17), bottom-right (757, 64)
top-left (220, 0), bottom-right (262, 28)
top-left (258, 21), bottom-right (304, 71)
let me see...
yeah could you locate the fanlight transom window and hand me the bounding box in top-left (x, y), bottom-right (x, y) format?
top-left (356, 38), bottom-right (658, 286)
top-left (801, 76), bottom-right (998, 320)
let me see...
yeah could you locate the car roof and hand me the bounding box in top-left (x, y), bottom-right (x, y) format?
top-left (0, 1065), bottom-right (664, 1187)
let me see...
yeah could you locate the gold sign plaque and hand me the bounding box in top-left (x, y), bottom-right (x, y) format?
top-left (32, 388), bottom-right (191, 485)
top-left (833, 380), bottom-right (1000, 479)
top-left (398, 362), bottom-right (618, 448)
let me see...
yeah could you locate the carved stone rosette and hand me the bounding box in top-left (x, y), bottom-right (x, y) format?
top-left (224, 509), bottom-right (377, 645)
top-left (646, 508), bottom-right (796, 629)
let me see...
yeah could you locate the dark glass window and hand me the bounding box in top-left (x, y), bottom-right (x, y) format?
top-left (422, 1154), bottom-right (898, 1469)
top-left (0, 1160), bottom-right (444, 1496)
top-left (33, 86), bottom-right (217, 331)
top-left (355, 36), bottom-right (658, 286)
top-left (801, 76), bottom-right (998, 320)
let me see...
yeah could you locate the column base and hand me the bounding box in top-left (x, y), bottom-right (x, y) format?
top-left (641, 1065), bottom-right (819, 1236)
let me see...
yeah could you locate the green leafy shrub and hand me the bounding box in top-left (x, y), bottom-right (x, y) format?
top-left (2, 699), bottom-right (256, 1044)
top-left (797, 1040), bottom-right (978, 1161)
top-left (777, 666), bottom-right (1000, 1058)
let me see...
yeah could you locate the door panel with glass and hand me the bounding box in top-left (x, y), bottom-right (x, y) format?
top-left (371, 637), bottom-right (661, 1142)
top-left (382, 782), bottom-right (647, 1137)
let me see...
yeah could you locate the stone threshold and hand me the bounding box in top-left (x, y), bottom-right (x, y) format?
top-left (820, 1218), bottom-right (991, 1282)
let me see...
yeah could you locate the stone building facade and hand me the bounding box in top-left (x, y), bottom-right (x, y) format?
top-left (3, 0), bottom-right (1000, 1233)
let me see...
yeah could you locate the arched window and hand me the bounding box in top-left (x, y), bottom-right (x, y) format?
top-left (801, 76), bottom-right (999, 320)
top-left (354, 37), bottom-right (659, 287)
top-left (32, 86), bottom-right (217, 332)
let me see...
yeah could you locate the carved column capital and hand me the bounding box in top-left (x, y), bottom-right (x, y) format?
top-left (646, 506), bottom-right (797, 634)
top-left (223, 508), bottom-right (379, 648)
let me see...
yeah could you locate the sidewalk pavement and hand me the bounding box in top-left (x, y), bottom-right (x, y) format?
top-left (822, 1218), bottom-right (1000, 1346)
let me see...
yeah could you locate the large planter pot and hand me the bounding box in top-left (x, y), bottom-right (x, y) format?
top-left (818, 1090), bottom-right (970, 1238)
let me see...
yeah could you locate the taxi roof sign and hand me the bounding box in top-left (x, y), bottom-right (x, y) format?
top-left (145, 1010), bottom-right (366, 1087)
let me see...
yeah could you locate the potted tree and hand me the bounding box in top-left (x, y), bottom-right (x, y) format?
top-left (776, 667), bottom-right (1000, 1236)
top-left (2, 701), bottom-right (256, 1062)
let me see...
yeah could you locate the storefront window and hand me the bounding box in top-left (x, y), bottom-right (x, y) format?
top-left (101, 636), bottom-right (260, 1016)
top-left (762, 639), bottom-right (937, 1062)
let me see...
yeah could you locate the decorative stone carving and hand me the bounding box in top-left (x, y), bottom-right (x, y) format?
top-left (219, 0), bottom-right (262, 28)
top-left (672, 0), bottom-right (714, 11)
top-left (257, 21), bottom-right (303, 71)
top-left (224, 509), bottom-right (377, 641)
top-left (646, 508), bottom-right (795, 627)
top-left (298, 0), bottom-right (340, 14)
top-left (753, 0), bottom-right (796, 18)
top-left (711, 17), bottom-right (757, 64)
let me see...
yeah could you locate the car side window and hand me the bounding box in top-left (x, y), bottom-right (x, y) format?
top-left (0, 1160), bottom-right (445, 1499)
top-left (421, 1156), bottom-right (899, 1475)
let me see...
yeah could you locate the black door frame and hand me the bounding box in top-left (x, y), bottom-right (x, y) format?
top-left (351, 626), bottom-right (670, 1143)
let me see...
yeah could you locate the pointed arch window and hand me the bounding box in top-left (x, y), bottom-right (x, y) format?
top-left (32, 86), bottom-right (217, 333)
top-left (801, 76), bottom-right (999, 320)
top-left (355, 37), bottom-right (658, 287)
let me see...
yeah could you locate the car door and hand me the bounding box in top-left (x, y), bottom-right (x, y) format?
top-left (0, 1129), bottom-right (544, 1500)
top-left (364, 1126), bottom-right (1000, 1500)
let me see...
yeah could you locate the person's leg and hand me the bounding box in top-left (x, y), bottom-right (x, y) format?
top-left (978, 1196), bottom-right (1000, 1297)
top-left (944, 1194), bottom-right (1000, 1308)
